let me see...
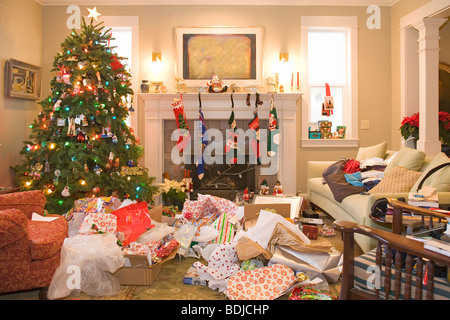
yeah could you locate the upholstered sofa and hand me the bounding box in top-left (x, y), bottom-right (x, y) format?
top-left (0, 190), bottom-right (68, 294)
top-left (307, 143), bottom-right (450, 253)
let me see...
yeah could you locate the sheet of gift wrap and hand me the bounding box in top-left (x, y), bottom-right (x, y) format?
top-left (224, 264), bottom-right (297, 300)
top-left (79, 211), bottom-right (117, 235)
top-left (269, 245), bottom-right (343, 283)
top-left (193, 243), bottom-right (241, 292)
top-left (210, 212), bottom-right (235, 244)
top-left (182, 194), bottom-right (238, 220)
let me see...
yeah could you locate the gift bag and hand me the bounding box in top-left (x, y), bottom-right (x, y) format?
top-left (110, 202), bottom-right (155, 246)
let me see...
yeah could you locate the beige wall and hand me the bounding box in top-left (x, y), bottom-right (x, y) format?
top-left (0, 0), bottom-right (42, 186)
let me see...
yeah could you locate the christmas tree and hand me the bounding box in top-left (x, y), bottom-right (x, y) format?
top-left (13, 18), bottom-right (158, 214)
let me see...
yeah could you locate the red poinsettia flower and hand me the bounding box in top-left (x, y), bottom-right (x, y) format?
top-left (400, 111), bottom-right (450, 146)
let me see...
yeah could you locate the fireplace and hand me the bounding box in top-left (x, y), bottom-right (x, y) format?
top-left (139, 92), bottom-right (301, 203)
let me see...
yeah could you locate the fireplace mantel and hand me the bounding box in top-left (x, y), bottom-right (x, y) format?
top-left (138, 92), bottom-right (302, 196)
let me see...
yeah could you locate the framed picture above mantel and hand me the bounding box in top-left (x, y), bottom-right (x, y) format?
top-left (175, 27), bottom-right (264, 87)
top-left (5, 59), bottom-right (42, 100)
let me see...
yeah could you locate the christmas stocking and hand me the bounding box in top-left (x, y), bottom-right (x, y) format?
top-left (268, 97), bottom-right (280, 157)
top-left (248, 111), bottom-right (261, 165)
top-left (172, 98), bottom-right (190, 152)
top-left (196, 102), bottom-right (207, 180)
top-left (225, 110), bottom-right (239, 164)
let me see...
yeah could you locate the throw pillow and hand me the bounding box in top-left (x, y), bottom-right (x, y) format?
top-left (356, 142), bottom-right (387, 161)
top-left (410, 152), bottom-right (450, 193)
top-left (368, 166), bottom-right (423, 194)
top-left (384, 147), bottom-right (426, 174)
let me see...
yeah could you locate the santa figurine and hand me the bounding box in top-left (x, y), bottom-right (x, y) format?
top-left (260, 180), bottom-right (270, 195)
top-left (273, 180), bottom-right (283, 196)
top-left (207, 75), bottom-right (227, 93)
top-left (243, 188), bottom-right (250, 202)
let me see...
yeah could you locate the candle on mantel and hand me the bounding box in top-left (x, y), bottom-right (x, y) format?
top-left (291, 73), bottom-right (294, 90)
top-left (297, 72), bottom-right (299, 91)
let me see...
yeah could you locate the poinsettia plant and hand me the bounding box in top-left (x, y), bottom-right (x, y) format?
top-left (400, 111), bottom-right (450, 146)
top-left (156, 178), bottom-right (186, 210)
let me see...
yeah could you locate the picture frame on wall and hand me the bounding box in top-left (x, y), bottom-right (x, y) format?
top-left (175, 27), bottom-right (264, 87)
top-left (5, 59), bottom-right (42, 100)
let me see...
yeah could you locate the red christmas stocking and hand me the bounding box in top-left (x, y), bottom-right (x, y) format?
top-left (225, 110), bottom-right (239, 164)
top-left (172, 98), bottom-right (190, 152)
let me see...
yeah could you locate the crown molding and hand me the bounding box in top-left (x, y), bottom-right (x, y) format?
top-left (36, 0), bottom-right (398, 6)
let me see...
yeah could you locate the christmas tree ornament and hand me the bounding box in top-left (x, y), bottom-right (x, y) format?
top-left (268, 95), bottom-right (280, 157)
top-left (67, 117), bottom-right (76, 136)
top-left (62, 186), bottom-right (70, 197)
top-left (94, 164), bottom-right (102, 175)
top-left (172, 96), bottom-right (190, 152)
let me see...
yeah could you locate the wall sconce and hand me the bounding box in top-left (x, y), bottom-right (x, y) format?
top-left (279, 52), bottom-right (289, 62)
top-left (152, 52), bottom-right (161, 62)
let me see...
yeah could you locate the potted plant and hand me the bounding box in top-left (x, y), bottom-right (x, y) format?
top-left (157, 178), bottom-right (187, 210)
top-left (400, 112), bottom-right (450, 151)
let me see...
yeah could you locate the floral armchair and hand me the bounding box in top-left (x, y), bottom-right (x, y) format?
top-left (0, 190), bottom-right (68, 294)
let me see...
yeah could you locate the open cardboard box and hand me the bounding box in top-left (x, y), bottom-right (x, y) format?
top-left (113, 205), bottom-right (179, 286)
top-left (243, 203), bottom-right (291, 230)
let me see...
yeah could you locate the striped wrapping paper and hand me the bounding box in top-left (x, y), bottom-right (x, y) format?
top-left (211, 213), bottom-right (235, 244)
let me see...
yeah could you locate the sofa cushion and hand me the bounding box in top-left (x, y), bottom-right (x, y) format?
top-left (27, 216), bottom-right (68, 260)
top-left (356, 142), bottom-right (387, 161)
top-left (410, 152), bottom-right (450, 193)
top-left (385, 148), bottom-right (426, 174)
top-left (368, 166), bottom-right (423, 194)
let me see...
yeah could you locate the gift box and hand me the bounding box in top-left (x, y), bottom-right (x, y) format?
top-left (113, 205), bottom-right (179, 285)
top-left (243, 203), bottom-right (291, 231)
top-left (302, 224), bottom-right (319, 240)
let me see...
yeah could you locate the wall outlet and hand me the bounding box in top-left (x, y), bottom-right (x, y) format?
top-left (361, 120), bottom-right (370, 130)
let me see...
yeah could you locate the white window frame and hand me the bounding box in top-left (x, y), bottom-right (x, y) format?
top-left (98, 16), bottom-right (140, 132)
top-left (300, 16), bottom-right (359, 148)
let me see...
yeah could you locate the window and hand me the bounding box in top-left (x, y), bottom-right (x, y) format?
top-left (301, 17), bottom-right (359, 147)
top-left (99, 16), bottom-right (139, 130)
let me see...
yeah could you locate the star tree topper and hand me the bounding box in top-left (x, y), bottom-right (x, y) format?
top-left (87, 7), bottom-right (102, 21)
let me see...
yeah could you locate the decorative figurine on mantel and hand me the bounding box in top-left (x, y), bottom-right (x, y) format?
top-left (273, 180), bottom-right (283, 196)
top-left (260, 179), bottom-right (270, 195)
top-left (176, 77), bottom-right (187, 93)
top-left (265, 73), bottom-right (279, 93)
top-left (207, 75), bottom-right (228, 93)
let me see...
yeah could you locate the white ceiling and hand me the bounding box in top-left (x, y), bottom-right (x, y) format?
top-left (36, 0), bottom-right (399, 6)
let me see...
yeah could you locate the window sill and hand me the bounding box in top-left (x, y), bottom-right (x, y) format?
top-left (301, 138), bottom-right (359, 148)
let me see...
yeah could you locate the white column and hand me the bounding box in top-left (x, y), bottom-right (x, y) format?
top-left (413, 17), bottom-right (447, 156)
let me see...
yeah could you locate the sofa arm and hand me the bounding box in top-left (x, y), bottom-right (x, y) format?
top-left (307, 161), bottom-right (335, 180)
top-left (0, 209), bottom-right (28, 249)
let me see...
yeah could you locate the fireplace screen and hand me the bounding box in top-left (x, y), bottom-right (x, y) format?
top-left (163, 119), bottom-right (276, 201)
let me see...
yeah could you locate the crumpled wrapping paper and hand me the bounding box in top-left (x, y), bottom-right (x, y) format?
top-left (269, 244), bottom-right (342, 283)
top-left (182, 194), bottom-right (238, 220)
top-left (193, 243), bottom-right (240, 292)
top-left (224, 264), bottom-right (297, 300)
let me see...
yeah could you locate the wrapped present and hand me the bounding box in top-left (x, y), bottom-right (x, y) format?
top-left (156, 238), bottom-right (179, 258)
top-left (110, 202), bottom-right (155, 247)
top-left (224, 264), bottom-right (297, 300)
top-left (79, 211), bottom-right (117, 235)
top-left (288, 285), bottom-right (338, 300)
top-left (129, 242), bottom-right (150, 256)
top-left (65, 197), bottom-right (121, 222)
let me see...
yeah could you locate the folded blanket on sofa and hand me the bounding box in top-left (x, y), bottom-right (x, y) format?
top-left (322, 159), bottom-right (367, 203)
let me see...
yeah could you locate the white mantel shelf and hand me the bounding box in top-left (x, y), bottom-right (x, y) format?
top-left (138, 92), bottom-right (302, 195)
